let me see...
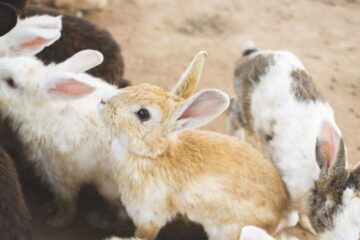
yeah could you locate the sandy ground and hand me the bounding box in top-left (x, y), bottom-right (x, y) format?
top-left (24, 0), bottom-right (360, 239)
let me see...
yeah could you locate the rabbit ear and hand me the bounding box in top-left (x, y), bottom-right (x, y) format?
top-left (315, 120), bottom-right (346, 174)
top-left (46, 72), bottom-right (95, 100)
top-left (240, 226), bottom-right (275, 240)
top-left (2, 15), bottom-right (62, 56)
top-left (0, 3), bottom-right (18, 37)
top-left (56, 50), bottom-right (104, 74)
top-left (171, 51), bottom-right (207, 99)
top-left (172, 89), bottom-right (230, 131)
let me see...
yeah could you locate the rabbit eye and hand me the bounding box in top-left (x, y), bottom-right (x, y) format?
top-left (136, 108), bottom-right (151, 122)
top-left (5, 77), bottom-right (17, 89)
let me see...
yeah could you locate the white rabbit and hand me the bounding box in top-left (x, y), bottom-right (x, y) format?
top-left (228, 43), bottom-right (343, 234)
top-left (0, 50), bottom-right (119, 227)
top-left (0, 49), bottom-right (209, 227)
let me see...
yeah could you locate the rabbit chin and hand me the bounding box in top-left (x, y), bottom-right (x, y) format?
top-left (319, 188), bottom-right (360, 240)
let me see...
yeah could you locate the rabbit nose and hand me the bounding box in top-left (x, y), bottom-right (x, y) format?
top-left (100, 99), bottom-right (106, 105)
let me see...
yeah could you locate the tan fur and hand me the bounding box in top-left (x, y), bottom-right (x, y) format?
top-left (99, 52), bottom-right (289, 240)
top-left (172, 51), bottom-right (207, 99)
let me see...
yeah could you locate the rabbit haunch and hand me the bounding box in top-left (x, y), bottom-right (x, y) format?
top-left (228, 45), bottom-right (342, 233)
top-left (99, 52), bottom-right (289, 240)
top-left (0, 50), bottom-right (123, 227)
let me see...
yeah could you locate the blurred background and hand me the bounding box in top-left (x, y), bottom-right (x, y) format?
top-left (26, 0), bottom-right (360, 239)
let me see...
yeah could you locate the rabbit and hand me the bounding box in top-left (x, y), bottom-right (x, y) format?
top-left (0, 49), bottom-right (209, 228)
top-left (1, 0), bottom-right (128, 87)
top-left (0, 49), bottom-right (118, 227)
top-left (0, 6), bottom-right (62, 171)
top-left (0, 148), bottom-right (32, 240)
top-left (96, 51), bottom-right (290, 240)
top-left (239, 120), bottom-right (360, 240)
top-left (228, 43), bottom-right (342, 234)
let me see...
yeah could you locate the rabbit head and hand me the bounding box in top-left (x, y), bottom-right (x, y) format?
top-left (0, 14), bottom-right (62, 57)
top-left (309, 120), bottom-right (360, 239)
top-left (0, 50), bottom-right (102, 109)
top-left (99, 51), bottom-right (230, 158)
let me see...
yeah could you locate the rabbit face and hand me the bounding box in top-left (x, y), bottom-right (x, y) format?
top-left (309, 120), bottom-right (360, 239)
top-left (99, 51), bottom-right (210, 158)
top-left (100, 83), bottom-right (182, 158)
top-left (0, 50), bottom-right (101, 111)
top-left (0, 56), bottom-right (46, 103)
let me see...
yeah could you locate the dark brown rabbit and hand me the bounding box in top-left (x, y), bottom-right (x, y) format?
top-left (0, 149), bottom-right (32, 240)
top-left (1, 0), bottom-right (128, 88)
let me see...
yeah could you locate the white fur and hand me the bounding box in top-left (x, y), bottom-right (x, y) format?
top-left (0, 15), bottom-right (62, 57)
top-left (0, 52), bottom-right (122, 222)
top-left (319, 188), bottom-right (360, 240)
top-left (240, 225), bottom-right (300, 240)
top-left (248, 51), bottom-right (341, 201)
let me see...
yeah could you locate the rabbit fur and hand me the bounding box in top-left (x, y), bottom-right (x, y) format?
top-left (98, 52), bottom-right (289, 240)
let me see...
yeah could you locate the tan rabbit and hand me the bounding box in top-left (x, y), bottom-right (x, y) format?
top-left (97, 52), bottom-right (289, 240)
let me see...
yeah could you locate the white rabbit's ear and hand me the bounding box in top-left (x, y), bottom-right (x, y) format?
top-left (56, 50), bottom-right (104, 74)
top-left (46, 72), bottom-right (95, 100)
top-left (172, 89), bottom-right (230, 131)
top-left (315, 120), bottom-right (346, 174)
top-left (171, 51), bottom-right (207, 99)
top-left (240, 226), bottom-right (275, 240)
top-left (3, 15), bottom-right (62, 56)
top-left (0, 3), bottom-right (18, 37)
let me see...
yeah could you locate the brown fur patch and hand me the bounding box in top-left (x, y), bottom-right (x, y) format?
top-left (291, 69), bottom-right (323, 102)
top-left (233, 54), bottom-right (275, 130)
top-left (0, 149), bottom-right (32, 240)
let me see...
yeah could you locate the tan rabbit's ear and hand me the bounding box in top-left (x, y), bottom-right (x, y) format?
top-left (171, 89), bottom-right (230, 131)
top-left (171, 51), bottom-right (207, 99)
top-left (315, 120), bottom-right (346, 175)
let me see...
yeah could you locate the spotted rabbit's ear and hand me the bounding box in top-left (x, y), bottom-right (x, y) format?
top-left (171, 51), bottom-right (207, 99)
top-left (0, 3), bottom-right (18, 37)
top-left (1, 15), bottom-right (62, 57)
top-left (315, 120), bottom-right (346, 175)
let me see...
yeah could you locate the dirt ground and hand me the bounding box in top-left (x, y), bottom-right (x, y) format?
top-left (25, 0), bottom-right (360, 239)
